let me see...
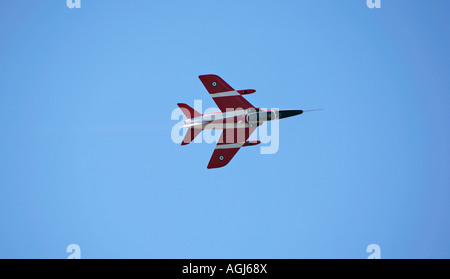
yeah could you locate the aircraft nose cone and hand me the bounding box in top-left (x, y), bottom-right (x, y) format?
top-left (278, 109), bottom-right (303, 119)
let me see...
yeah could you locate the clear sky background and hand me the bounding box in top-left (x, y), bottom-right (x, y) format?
top-left (0, 0), bottom-right (449, 259)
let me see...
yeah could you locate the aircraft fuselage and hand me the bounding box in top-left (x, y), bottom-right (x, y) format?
top-left (183, 108), bottom-right (303, 130)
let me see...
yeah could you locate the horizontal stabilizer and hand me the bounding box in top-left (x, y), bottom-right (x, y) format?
top-left (177, 103), bottom-right (202, 119)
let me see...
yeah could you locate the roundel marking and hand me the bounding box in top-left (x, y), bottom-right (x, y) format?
top-left (211, 81), bottom-right (218, 87)
top-left (218, 155), bottom-right (225, 161)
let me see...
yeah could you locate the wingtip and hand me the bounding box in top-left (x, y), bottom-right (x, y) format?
top-left (198, 74), bottom-right (219, 79)
top-left (206, 164), bottom-right (221, 169)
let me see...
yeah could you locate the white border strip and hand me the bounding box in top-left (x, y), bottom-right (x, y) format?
top-left (210, 91), bottom-right (240, 98)
top-left (215, 142), bottom-right (245, 149)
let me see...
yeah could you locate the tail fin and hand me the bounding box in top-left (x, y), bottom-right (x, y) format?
top-left (182, 128), bottom-right (202, 145)
top-left (177, 103), bottom-right (201, 119)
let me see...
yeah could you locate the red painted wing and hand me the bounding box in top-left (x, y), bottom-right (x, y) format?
top-left (207, 127), bottom-right (256, 169)
top-left (198, 74), bottom-right (254, 112)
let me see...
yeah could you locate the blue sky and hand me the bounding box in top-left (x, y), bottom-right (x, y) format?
top-left (0, 0), bottom-right (449, 258)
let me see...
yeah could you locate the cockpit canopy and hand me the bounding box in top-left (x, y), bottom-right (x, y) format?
top-left (246, 109), bottom-right (276, 124)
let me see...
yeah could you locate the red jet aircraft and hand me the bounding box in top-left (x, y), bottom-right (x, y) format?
top-left (178, 74), bottom-right (304, 169)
